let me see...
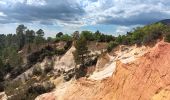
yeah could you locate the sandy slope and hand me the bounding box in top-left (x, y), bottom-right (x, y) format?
top-left (54, 46), bottom-right (76, 71)
top-left (35, 79), bottom-right (73, 100)
top-left (38, 42), bottom-right (170, 100)
top-left (61, 41), bottom-right (170, 100)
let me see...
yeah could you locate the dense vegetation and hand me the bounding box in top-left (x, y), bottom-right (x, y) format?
top-left (107, 23), bottom-right (170, 52)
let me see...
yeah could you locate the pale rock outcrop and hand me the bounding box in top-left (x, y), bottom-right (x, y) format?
top-left (89, 44), bottom-right (149, 80)
top-left (54, 46), bottom-right (76, 72)
top-left (0, 92), bottom-right (7, 100)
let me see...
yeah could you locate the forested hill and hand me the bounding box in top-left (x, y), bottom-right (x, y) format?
top-left (158, 19), bottom-right (170, 25)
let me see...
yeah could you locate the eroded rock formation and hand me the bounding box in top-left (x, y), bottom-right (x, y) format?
top-left (36, 42), bottom-right (170, 100)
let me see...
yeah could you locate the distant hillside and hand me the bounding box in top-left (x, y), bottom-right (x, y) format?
top-left (158, 19), bottom-right (170, 25)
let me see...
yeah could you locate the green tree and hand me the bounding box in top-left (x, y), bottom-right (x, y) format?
top-left (165, 33), bottom-right (170, 42)
top-left (115, 35), bottom-right (123, 44)
top-left (36, 29), bottom-right (44, 37)
top-left (34, 29), bottom-right (45, 45)
top-left (0, 58), bottom-right (4, 82)
top-left (25, 29), bottom-right (35, 44)
top-left (107, 41), bottom-right (118, 52)
top-left (60, 34), bottom-right (72, 41)
top-left (80, 31), bottom-right (94, 41)
top-left (47, 37), bottom-right (54, 43)
top-left (2, 46), bottom-right (23, 68)
top-left (73, 36), bottom-right (90, 66)
top-left (25, 30), bottom-right (35, 53)
top-left (73, 36), bottom-right (89, 79)
top-left (16, 24), bottom-right (27, 49)
top-left (72, 31), bottom-right (80, 40)
top-left (94, 30), bottom-right (101, 41)
top-left (56, 32), bottom-right (63, 38)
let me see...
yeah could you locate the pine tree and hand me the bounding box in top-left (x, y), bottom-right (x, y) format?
top-left (73, 36), bottom-right (89, 66)
top-left (73, 36), bottom-right (90, 79)
top-left (16, 24), bottom-right (27, 50)
top-left (34, 29), bottom-right (45, 45)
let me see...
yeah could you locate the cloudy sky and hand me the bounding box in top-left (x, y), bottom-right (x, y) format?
top-left (0, 0), bottom-right (170, 37)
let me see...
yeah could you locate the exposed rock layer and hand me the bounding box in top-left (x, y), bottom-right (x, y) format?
top-left (37, 42), bottom-right (170, 100)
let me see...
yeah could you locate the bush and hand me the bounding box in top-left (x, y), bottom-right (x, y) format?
top-left (143, 31), bottom-right (162, 44)
top-left (28, 82), bottom-right (55, 94)
top-left (64, 41), bottom-right (72, 50)
top-left (165, 33), bottom-right (170, 43)
top-left (81, 31), bottom-right (95, 41)
top-left (10, 66), bottom-right (24, 79)
top-left (55, 48), bottom-right (65, 55)
top-left (85, 56), bottom-right (98, 67)
top-left (75, 66), bottom-right (87, 79)
top-left (27, 45), bottom-right (55, 65)
top-left (55, 34), bottom-right (72, 42)
top-left (107, 41), bottom-right (118, 52)
top-left (44, 64), bottom-right (54, 74)
top-left (32, 66), bottom-right (42, 76)
top-left (0, 82), bottom-right (4, 92)
top-left (63, 69), bottom-right (75, 81)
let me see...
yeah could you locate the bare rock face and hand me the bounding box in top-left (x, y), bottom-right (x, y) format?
top-left (109, 41), bottom-right (170, 100)
top-left (0, 92), bottom-right (7, 100)
top-left (95, 53), bottom-right (110, 72)
top-left (111, 41), bottom-right (170, 100)
top-left (35, 93), bottom-right (56, 100)
top-left (54, 46), bottom-right (76, 72)
top-left (63, 42), bottom-right (170, 100)
top-left (36, 42), bottom-right (170, 100)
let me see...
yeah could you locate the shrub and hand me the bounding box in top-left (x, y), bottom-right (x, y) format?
top-left (28, 82), bottom-right (55, 94)
top-left (60, 34), bottom-right (72, 41)
top-left (63, 69), bottom-right (75, 81)
top-left (64, 41), bottom-right (72, 50)
top-left (10, 66), bottom-right (24, 79)
top-left (27, 45), bottom-right (55, 65)
top-left (55, 34), bottom-right (72, 42)
top-left (165, 33), bottom-right (170, 43)
top-left (55, 48), bottom-right (65, 55)
top-left (107, 41), bottom-right (118, 52)
top-left (75, 65), bottom-right (87, 79)
top-left (0, 82), bottom-right (4, 92)
top-left (80, 31), bottom-right (95, 41)
top-left (85, 56), bottom-right (98, 67)
top-left (44, 64), bottom-right (54, 74)
top-left (32, 66), bottom-right (42, 76)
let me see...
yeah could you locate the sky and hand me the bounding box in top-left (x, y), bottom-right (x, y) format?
top-left (0, 0), bottom-right (170, 37)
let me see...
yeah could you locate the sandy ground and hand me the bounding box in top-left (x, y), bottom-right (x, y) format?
top-left (36, 78), bottom-right (73, 100)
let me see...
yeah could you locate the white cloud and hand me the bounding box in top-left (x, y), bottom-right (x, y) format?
top-left (0, 0), bottom-right (170, 35)
top-left (0, 12), bottom-right (6, 17)
top-left (80, 0), bottom-right (170, 25)
top-left (115, 26), bottom-right (131, 35)
top-left (1, 0), bottom-right (170, 26)
top-left (0, 1), bottom-right (6, 5)
top-left (26, 0), bottom-right (46, 6)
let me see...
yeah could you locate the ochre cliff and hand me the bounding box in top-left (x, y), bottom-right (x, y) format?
top-left (37, 42), bottom-right (170, 100)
